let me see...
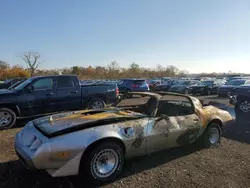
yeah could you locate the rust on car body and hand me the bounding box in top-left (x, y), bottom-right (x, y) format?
top-left (15, 91), bottom-right (235, 178)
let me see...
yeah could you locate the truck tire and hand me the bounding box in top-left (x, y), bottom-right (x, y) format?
top-left (88, 98), bottom-right (105, 109)
top-left (0, 108), bottom-right (17, 129)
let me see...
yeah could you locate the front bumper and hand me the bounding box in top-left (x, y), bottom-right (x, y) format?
top-left (15, 140), bottom-right (36, 170)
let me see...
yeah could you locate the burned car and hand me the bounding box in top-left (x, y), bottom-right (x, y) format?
top-left (15, 92), bottom-right (235, 184)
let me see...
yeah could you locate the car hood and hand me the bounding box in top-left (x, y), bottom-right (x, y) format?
top-left (33, 108), bottom-right (146, 137)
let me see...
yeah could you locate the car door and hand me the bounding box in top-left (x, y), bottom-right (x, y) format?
top-left (54, 76), bottom-right (81, 112)
top-left (146, 98), bottom-right (202, 154)
top-left (19, 77), bottom-right (56, 116)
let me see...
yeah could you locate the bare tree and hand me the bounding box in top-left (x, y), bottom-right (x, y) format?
top-left (21, 51), bottom-right (41, 77)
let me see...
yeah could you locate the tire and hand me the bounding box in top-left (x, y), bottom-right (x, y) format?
top-left (79, 142), bottom-right (124, 184)
top-left (238, 100), bottom-right (250, 113)
top-left (88, 98), bottom-right (105, 109)
top-left (199, 123), bottom-right (221, 148)
top-left (0, 108), bottom-right (17, 129)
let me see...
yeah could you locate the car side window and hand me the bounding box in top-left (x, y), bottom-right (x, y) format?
top-left (32, 78), bottom-right (53, 90)
top-left (57, 77), bottom-right (74, 88)
top-left (157, 96), bottom-right (194, 117)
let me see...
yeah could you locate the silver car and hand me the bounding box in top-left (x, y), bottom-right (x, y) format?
top-left (15, 92), bottom-right (235, 184)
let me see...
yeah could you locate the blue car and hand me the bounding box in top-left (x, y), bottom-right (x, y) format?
top-left (117, 79), bottom-right (149, 93)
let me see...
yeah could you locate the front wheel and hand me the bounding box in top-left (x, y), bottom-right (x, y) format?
top-left (200, 123), bottom-right (221, 148)
top-left (238, 100), bottom-right (250, 113)
top-left (80, 142), bottom-right (124, 184)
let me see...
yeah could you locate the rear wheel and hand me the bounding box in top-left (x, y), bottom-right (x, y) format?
top-left (0, 108), bottom-right (16, 129)
top-left (79, 142), bottom-right (124, 184)
top-left (199, 123), bottom-right (221, 148)
top-left (88, 98), bottom-right (105, 109)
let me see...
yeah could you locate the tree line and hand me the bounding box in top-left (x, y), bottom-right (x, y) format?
top-left (0, 51), bottom-right (245, 81)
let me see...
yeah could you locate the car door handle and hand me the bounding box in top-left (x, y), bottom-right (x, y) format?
top-left (46, 92), bottom-right (54, 96)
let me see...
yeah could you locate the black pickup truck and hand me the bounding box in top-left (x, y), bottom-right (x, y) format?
top-left (0, 75), bottom-right (119, 129)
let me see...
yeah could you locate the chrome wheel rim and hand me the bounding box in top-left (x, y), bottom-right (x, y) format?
top-left (0, 111), bottom-right (12, 127)
top-left (91, 149), bottom-right (119, 179)
top-left (92, 101), bottom-right (104, 109)
top-left (239, 101), bottom-right (250, 112)
top-left (208, 128), bottom-right (220, 144)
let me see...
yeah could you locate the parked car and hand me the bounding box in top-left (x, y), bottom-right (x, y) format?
top-left (15, 92), bottom-right (235, 184)
top-left (117, 79), bottom-right (149, 93)
top-left (229, 84), bottom-right (250, 113)
top-left (0, 77), bottom-right (26, 89)
top-left (0, 75), bottom-right (119, 129)
top-left (168, 80), bottom-right (201, 94)
top-left (190, 79), bottom-right (225, 96)
top-left (154, 79), bottom-right (179, 91)
top-left (217, 79), bottom-right (250, 97)
top-left (147, 80), bottom-right (168, 91)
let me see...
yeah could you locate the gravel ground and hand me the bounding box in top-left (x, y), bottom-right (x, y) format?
top-left (1, 95), bottom-right (250, 188)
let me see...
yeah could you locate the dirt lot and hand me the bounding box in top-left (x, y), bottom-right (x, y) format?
top-left (1, 95), bottom-right (250, 188)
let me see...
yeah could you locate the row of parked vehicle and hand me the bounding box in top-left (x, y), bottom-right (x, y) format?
top-left (1, 74), bottom-right (250, 130)
top-left (146, 77), bottom-right (250, 97)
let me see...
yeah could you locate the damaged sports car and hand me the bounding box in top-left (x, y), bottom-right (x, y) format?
top-left (15, 92), bottom-right (235, 183)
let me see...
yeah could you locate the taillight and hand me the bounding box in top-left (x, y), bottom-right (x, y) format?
top-left (132, 84), bottom-right (139, 88)
top-left (116, 87), bottom-right (119, 96)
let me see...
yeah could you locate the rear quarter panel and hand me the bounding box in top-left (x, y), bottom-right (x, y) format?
top-left (191, 96), bottom-right (234, 130)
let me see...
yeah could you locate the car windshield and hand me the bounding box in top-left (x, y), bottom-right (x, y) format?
top-left (226, 79), bottom-right (246, 86)
top-left (8, 80), bottom-right (25, 89)
top-left (177, 80), bottom-right (190, 85)
top-left (13, 78), bottom-right (34, 90)
top-left (199, 81), bottom-right (214, 86)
